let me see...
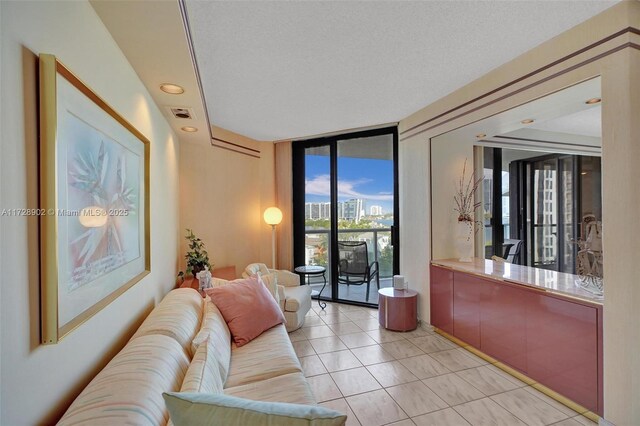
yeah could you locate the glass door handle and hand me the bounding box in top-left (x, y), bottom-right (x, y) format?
top-left (391, 225), bottom-right (397, 247)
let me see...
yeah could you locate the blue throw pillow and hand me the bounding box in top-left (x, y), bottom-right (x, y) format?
top-left (163, 392), bottom-right (347, 426)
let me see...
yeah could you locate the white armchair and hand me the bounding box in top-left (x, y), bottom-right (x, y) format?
top-left (243, 263), bottom-right (311, 332)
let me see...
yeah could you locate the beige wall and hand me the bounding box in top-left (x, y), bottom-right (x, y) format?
top-left (0, 1), bottom-right (181, 425)
top-left (429, 133), bottom-right (475, 260)
top-left (179, 126), bottom-right (275, 276)
top-left (398, 2), bottom-right (639, 423)
top-left (0, 0), bottom-right (3, 421)
top-left (275, 141), bottom-right (294, 270)
top-left (601, 46), bottom-right (640, 425)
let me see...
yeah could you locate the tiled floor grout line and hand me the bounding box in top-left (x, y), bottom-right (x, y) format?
top-left (303, 304), bottom-right (593, 426)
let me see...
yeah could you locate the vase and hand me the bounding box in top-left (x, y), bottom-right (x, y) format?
top-left (455, 220), bottom-right (474, 262)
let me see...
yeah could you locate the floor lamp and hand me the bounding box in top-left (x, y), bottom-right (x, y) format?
top-left (263, 207), bottom-right (283, 269)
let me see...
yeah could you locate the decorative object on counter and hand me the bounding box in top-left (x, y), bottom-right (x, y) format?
top-left (453, 159), bottom-right (483, 262)
top-left (196, 266), bottom-right (213, 293)
top-left (393, 275), bottom-right (407, 290)
top-left (574, 214), bottom-right (603, 296)
top-left (178, 229), bottom-right (213, 283)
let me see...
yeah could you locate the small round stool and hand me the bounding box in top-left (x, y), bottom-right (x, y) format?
top-left (378, 288), bottom-right (418, 331)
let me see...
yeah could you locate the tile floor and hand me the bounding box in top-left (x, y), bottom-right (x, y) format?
top-left (290, 301), bottom-right (597, 426)
top-left (307, 277), bottom-right (394, 305)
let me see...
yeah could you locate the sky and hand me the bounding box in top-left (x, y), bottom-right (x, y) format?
top-left (305, 155), bottom-right (394, 214)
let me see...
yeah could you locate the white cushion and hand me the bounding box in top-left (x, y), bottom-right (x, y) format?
top-left (283, 285), bottom-right (312, 312)
top-left (257, 272), bottom-right (280, 306)
top-left (163, 392), bottom-right (346, 426)
top-left (244, 263), bottom-right (270, 278)
top-left (192, 298), bottom-right (232, 383)
top-left (181, 338), bottom-right (224, 394)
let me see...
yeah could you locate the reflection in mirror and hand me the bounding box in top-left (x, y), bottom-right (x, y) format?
top-left (431, 77), bottom-right (602, 278)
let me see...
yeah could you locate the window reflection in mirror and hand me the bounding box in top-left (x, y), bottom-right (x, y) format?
top-left (430, 77), bottom-right (602, 276)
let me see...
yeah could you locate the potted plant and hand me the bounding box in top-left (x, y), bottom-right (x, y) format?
top-left (453, 159), bottom-right (483, 262)
top-left (177, 229), bottom-right (212, 282)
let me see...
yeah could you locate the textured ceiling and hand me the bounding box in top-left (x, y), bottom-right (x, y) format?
top-left (186, 0), bottom-right (616, 141)
top-left (529, 106), bottom-right (602, 138)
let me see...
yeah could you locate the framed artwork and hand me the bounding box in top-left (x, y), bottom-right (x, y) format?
top-left (39, 54), bottom-right (150, 344)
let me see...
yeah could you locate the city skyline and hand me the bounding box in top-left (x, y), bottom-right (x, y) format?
top-left (305, 154), bottom-right (394, 213)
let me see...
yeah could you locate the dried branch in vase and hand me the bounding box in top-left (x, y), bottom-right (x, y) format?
top-left (454, 159), bottom-right (483, 222)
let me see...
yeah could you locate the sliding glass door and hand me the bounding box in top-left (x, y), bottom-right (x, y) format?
top-left (292, 127), bottom-right (399, 307)
top-left (484, 148), bottom-right (601, 274)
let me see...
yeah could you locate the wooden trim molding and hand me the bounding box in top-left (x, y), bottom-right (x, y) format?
top-left (400, 28), bottom-right (640, 141)
top-left (210, 135), bottom-right (262, 158)
top-left (213, 137), bottom-right (261, 154)
top-left (178, 0), bottom-right (214, 144)
top-left (211, 142), bottom-right (261, 158)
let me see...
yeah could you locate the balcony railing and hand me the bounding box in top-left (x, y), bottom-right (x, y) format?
top-left (304, 228), bottom-right (393, 283)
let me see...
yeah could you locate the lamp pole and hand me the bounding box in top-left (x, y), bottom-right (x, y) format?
top-left (271, 224), bottom-right (277, 269)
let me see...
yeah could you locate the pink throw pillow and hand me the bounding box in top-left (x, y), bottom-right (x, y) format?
top-left (205, 277), bottom-right (285, 347)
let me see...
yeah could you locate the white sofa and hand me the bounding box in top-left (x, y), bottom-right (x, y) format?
top-left (58, 288), bottom-right (324, 425)
top-left (242, 263), bottom-right (312, 332)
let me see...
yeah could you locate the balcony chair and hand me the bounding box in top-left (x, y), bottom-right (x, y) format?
top-left (504, 239), bottom-right (523, 264)
top-left (242, 263), bottom-right (311, 332)
top-left (337, 241), bottom-right (380, 302)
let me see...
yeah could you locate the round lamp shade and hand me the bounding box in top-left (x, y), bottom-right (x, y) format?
top-left (79, 206), bottom-right (108, 228)
top-left (263, 207), bottom-right (283, 226)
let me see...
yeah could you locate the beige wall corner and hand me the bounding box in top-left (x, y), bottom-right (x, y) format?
top-left (399, 136), bottom-right (430, 322)
top-left (179, 126), bottom-right (276, 276)
top-left (0, 1), bottom-right (3, 422)
top-left (601, 46), bottom-right (640, 426)
top-left (275, 141), bottom-right (294, 270)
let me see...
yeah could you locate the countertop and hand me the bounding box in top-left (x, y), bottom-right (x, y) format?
top-left (431, 258), bottom-right (603, 305)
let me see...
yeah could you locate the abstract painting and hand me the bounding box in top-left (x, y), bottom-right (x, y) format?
top-left (39, 54), bottom-right (150, 343)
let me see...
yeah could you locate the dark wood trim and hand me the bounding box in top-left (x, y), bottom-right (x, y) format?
top-left (479, 139), bottom-right (601, 154)
top-left (211, 142), bottom-right (261, 158)
top-left (178, 0), bottom-right (214, 144)
top-left (212, 137), bottom-right (261, 154)
top-left (401, 41), bottom-right (637, 141)
top-left (492, 135), bottom-right (600, 150)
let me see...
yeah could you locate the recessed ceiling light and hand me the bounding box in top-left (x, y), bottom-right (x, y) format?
top-left (181, 126), bottom-right (198, 132)
top-left (521, 119), bottom-right (535, 124)
top-left (160, 83), bottom-right (185, 94)
top-left (585, 98), bottom-right (602, 105)
top-left (581, 171), bottom-right (588, 175)
top-left (476, 133), bottom-right (486, 139)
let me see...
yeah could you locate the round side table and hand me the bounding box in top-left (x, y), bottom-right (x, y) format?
top-left (378, 288), bottom-right (418, 331)
top-left (294, 265), bottom-right (327, 310)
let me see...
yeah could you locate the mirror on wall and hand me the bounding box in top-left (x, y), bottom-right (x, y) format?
top-left (431, 77), bottom-right (602, 277)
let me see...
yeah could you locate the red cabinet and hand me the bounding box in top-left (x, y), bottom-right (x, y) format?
top-left (429, 266), bottom-right (453, 334)
top-left (480, 281), bottom-right (528, 373)
top-left (429, 264), bottom-right (602, 415)
top-left (527, 293), bottom-right (600, 413)
top-left (453, 272), bottom-right (481, 347)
